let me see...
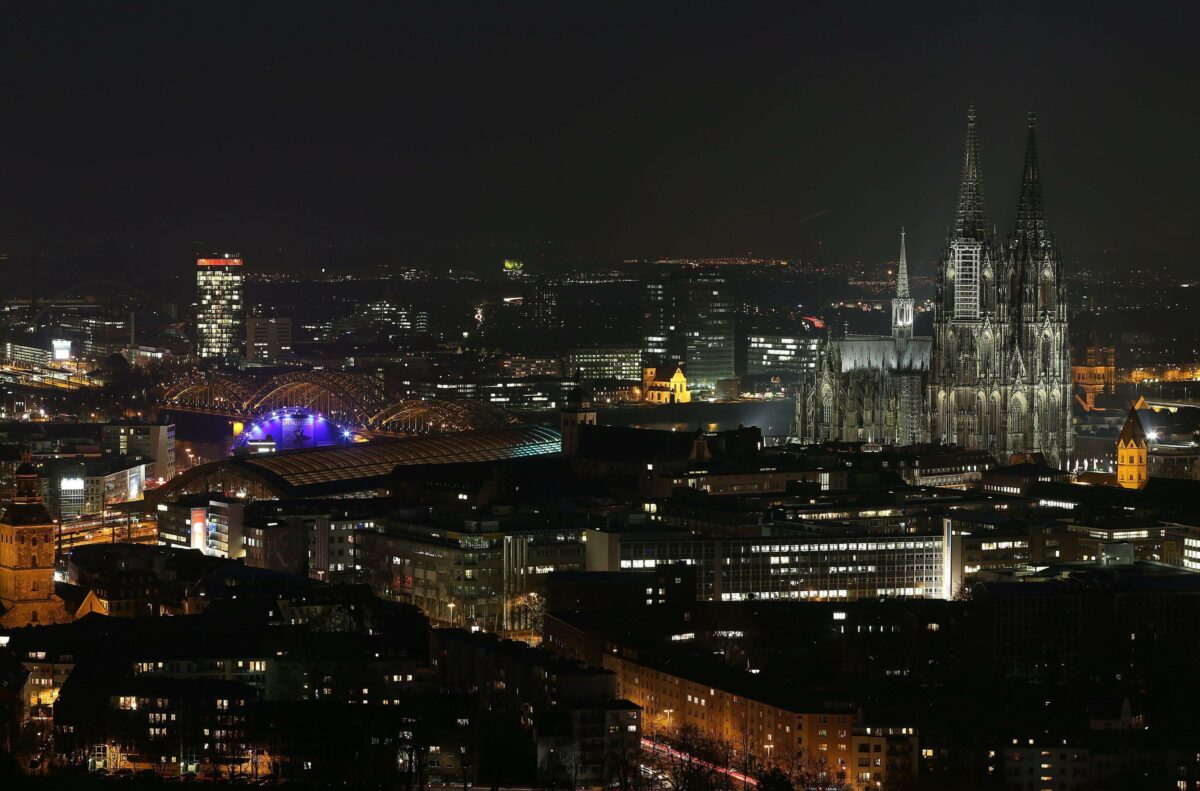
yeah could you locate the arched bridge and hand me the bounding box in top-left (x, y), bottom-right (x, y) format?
top-left (160, 371), bottom-right (519, 436)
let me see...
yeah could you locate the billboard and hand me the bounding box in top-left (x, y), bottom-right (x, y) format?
top-left (197, 257), bottom-right (244, 267)
top-left (52, 339), bottom-right (72, 361)
top-left (190, 507), bottom-right (208, 551)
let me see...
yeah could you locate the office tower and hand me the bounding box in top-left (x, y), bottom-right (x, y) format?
top-left (195, 254), bottom-right (244, 359)
top-left (246, 317), bottom-right (294, 364)
top-left (641, 273), bottom-right (735, 390)
top-left (526, 276), bottom-right (561, 331)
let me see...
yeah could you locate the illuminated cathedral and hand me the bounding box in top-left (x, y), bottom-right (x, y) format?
top-left (796, 106), bottom-right (1074, 466)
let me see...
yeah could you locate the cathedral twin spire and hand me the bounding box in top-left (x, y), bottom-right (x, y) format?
top-left (1013, 111), bottom-right (1048, 252)
top-left (950, 105), bottom-right (1049, 249)
top-left (953, 103), bottom-right (990, 243)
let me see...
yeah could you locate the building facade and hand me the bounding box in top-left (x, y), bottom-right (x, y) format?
top-left (641, 273), bottom-right (735, 390)
top-left (929, 109), bottom-right (1072, 466)
top-left (245, 316), bottom-right (293, 364)
top-left (102, 423), bottom-right (175, 484)
top-left (194, 255), bottom-right (244, 359)
top-left (585, 528), bottom-right (943, 603)
top-left (795, 108), bottom-right (1073, 465)
top-left (0, 462), bottom-right (70, 627)
top-left (747, 332), bottom-right (823, 376)
top-left (795, 230), bottom-right (931, 446)
top-left (566, 346), bottom-right (643, 382)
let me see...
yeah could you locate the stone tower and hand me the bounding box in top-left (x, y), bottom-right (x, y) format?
top-left (1116, 408), bottom-right (1148, 490)
top-left (0, 457), bottom-right (71, 627)
top-left (929, 107), bottom-right (1073, 466)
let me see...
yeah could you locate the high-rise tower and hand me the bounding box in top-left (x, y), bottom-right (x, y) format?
top-left (641, 272), bottom-right (735, 390)
top-left (195, 254), bottom-right (245, 360)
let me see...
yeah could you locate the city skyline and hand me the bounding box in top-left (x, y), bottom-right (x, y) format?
top-left (5, 6), bottom-right (1200, 788)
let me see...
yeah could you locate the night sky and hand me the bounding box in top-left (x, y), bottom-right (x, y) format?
top-left (1, 1), bottom-right (1197, 277)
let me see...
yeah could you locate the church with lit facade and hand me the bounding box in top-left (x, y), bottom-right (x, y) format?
top-left (795, 229), bottom-right (930, 446)
top-left (796, 106), bottom-right (1074, 466)
top-left (0, 458), bottom-right (71, 627)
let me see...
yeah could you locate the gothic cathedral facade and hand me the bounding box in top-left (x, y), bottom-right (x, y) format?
top-left (930, 107), bottom-right (1072, 467)
top-left (796, 106), bottom-right (1073, 466)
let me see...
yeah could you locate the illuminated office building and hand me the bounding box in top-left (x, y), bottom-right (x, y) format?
top-left (194, 254), bottom-right (244, 359)
top-left (747, 333), bottom-right (822, 375)
top-left (585, 528), bottom-right (943, 602)
top-left (641, 273), bottom-right (735, 389)
top-left (42, 459), bottom-right (148, 519)
top-left (565, 346), bottom-right (642, 381)
top-left (102, 423), bottom-right (176, 484)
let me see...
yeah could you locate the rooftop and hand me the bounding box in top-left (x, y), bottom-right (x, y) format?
top-left (151, 425), bottom-right (562, 499)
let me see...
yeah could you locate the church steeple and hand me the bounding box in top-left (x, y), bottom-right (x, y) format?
top-left (953, 103), bottom-right (989, 243)
top-left (896, 226), bottom-right (910, 298)
top-left (892, 227), bottom-right (914, 340)
top-left (1013, 111), bottom-right (1047, 250)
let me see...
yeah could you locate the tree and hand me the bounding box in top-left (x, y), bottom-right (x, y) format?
top-left (757, 767), bottom-right (794, 791)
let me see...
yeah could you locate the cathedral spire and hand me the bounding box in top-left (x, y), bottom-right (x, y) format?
top-left (953, 103), bottom-right (988, 242)
top-left (892, 227), bottom-right (914, 339)
top-left (1013, 111), bottom-right (1047, 249)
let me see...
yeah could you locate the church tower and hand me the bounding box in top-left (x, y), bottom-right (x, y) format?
top-left (892, 228), bottom-right (914, 340)
top-left (559, 382), bottom-right (597, 457)
top-left (0, 457), bottom-right (70, 627)
top-left (929, 107), bottom-right (1072, 466)
top-left (1116, 407), bottom-right (1148, 490)
top-left (1004, 112), bottom-right (1073, 467)
top-left (930, 104), bottom-right (1002, 454)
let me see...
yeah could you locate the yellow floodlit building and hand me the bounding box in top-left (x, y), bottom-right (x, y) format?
top-left (1116, 407), bottom-right (1148, 490)
top-left (642, 366), bottom-right (690, 404)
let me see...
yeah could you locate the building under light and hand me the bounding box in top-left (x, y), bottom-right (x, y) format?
top-left (194, 254), bottom-right (244, 359)
top-left (565, 346), bottom-right (642, 382)
top-left (746, 333), bottom-right (823, 375)
top-left (245, 316), bottom-right (293, 364)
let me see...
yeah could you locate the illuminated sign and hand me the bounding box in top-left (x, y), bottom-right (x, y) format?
top-left (52, 339), bottom-right (72, 361)
top-left (190, 508), bottom-right (207, 551)
top-left (197, 257), bottom-right (244, 267)
top-left (502, 259), bottom-right (524, 272)
top-left (60, 477), bottom-right (84, 491)
top-left (127, 468), bottom-right (143, 501)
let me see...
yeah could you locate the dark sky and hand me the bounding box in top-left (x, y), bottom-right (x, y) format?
top-left (1, 1), bottom-right (1197, 277)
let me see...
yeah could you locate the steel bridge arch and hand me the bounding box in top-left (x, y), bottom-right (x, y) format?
top-left (247, 371), bottom-right (390, 422)
top-left (367, 399), bottom-right (520, 435)
top-left (160, 374), bottom-right (256, 412)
